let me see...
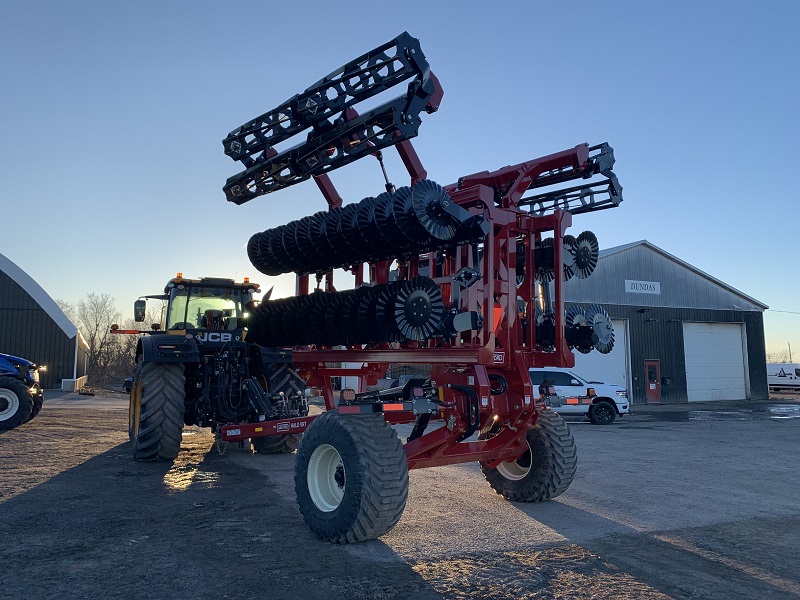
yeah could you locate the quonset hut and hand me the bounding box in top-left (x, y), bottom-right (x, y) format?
top-left (0, 252), bottom-right (88, 390)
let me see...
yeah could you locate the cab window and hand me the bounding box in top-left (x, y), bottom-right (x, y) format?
top-left (167, 286), bottom-right (244, 329)
top-left (548, 372), bottom-right (576, 386)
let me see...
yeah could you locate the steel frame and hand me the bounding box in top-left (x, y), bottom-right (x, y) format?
top-left (219, 32), bottom-right (620, 471)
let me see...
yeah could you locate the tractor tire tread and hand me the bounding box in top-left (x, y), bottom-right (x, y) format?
top-left (251, 363), bottom-right (307, 454)
top-left (131, 362), bottom-right (185, 461)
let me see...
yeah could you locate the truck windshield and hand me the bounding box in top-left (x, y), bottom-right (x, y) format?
top-left (166, 286), bottom-right (245, 330)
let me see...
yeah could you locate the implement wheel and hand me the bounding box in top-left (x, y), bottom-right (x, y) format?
top-left (252, 363), bottom-right (307, 454)
top-left (129, 360), bottom-right (186, 461)
top-left (481, 410), bottom-right (577, 502)
top-left (294, 411), bottom-right (408, 543)
top-left (0, 377), bottom-right (33, 431)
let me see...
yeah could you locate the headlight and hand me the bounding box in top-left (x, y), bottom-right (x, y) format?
top-left (28, 369), bottom-right (40, 382)
top-left (616, 390), bottom-right (628, 397)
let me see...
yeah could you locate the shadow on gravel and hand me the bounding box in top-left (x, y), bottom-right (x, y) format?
top-left (0, 434), bottom-right (441, 600)
top-left (583, 517), bottom-right (800, 600)
top-left (501, 497), bottom-right (800, 600)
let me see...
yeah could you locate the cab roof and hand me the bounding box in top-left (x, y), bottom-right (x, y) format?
top-left (164, 274), bottom-right (260, 293)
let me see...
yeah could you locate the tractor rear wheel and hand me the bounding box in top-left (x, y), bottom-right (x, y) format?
top-left (129, 361), bottom-right (186, 461)
top-left (294, 411), bottom-right (408, 543)
top-left (252, 363), bottom-right (306, 454)
top-left (481, 410), bottom-right (577, 502)
top-left (0, 377), bottom-right (33, 431)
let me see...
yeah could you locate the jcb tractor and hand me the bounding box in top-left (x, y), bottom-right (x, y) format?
top-left (117, 274), bottom-right (308, 460)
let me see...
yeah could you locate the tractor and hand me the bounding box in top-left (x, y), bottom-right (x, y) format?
top-left (117, 275), bottom-right (308, 460)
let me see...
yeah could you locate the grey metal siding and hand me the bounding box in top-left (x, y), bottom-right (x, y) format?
top-left (566, 245), bottom-right (765, 311)
top-left (569, 303), bottom-right (768, 404)
top-left (0, 271), bottom-right (75, 388)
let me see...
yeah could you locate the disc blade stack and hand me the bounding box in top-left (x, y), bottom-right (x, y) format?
top-left (246, 180), bottom-right (486, 276)
top-left (245, 277), bottom-right (446, 348)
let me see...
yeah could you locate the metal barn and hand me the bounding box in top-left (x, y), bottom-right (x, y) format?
top-left (0, 252), bottom-right (88, 390)
top-left (565, 241), bottom-right (768, 404)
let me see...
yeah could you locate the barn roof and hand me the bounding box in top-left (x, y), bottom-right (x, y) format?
top-left (0, 252), bottom-right (79, 337)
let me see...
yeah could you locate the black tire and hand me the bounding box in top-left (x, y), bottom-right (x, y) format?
top-left (129, 361), bottom-right (186, 461)
top-left (252, 362), bottom-right (306, 454)
top-left (0, 377), bottom-right (33, 431)
top-left (24, 394), bottom-right (43, 423)
top-left (589, 400), bottom-right (616, 425)
top-left (294, 411), bottom-right (408, 543)
top-left (481, 410), bottom-right (577, 502)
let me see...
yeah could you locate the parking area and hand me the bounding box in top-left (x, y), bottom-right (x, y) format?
top-left (1, 391), bottom-right (799, 599)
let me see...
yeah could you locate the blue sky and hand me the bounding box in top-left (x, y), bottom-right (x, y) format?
top-left (1, 0), bottom-right (798, 357)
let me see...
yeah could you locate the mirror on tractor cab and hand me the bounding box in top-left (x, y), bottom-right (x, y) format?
top-left (134, 299), bottom-right (146, 322)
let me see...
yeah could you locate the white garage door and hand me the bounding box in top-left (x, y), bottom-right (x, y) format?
top-left (683, 322), bottom-right (747, 401)
top-left (573, 319), bottom-right (629, 390)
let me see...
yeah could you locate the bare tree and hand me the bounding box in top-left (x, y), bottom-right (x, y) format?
top-left (111, 302), bottom-right (166, 377)
top-left (767, 350), bottom-right (792, 364)
top-left (55, 298), bottom-right (78, 326)
top-left (74, 293), bottom-right (122, 383)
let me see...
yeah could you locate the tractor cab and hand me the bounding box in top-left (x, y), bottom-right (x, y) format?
top-left (133, 274), bottom-right (260, 333)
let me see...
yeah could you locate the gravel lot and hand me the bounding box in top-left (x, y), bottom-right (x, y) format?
top-left (1, 390), bottom-right (799, 599)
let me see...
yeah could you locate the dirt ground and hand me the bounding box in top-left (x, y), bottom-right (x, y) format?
top-left (1, 390), bottom-right (799, 600)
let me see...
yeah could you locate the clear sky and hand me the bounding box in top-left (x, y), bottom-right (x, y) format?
top-left (1, 0), bottom-right (798, 357)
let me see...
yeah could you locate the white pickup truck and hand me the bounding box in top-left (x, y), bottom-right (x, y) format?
top-left (530, 367), bottom-right (629, 425)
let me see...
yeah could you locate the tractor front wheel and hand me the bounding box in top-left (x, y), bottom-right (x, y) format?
top-left (481, 410), bottom-right (577, 502)
top-left (294, 411), bottom-right (408, 543)
top-left (129, 361), bottom-right (186, 461)
top-left (24, 394), bottom-right (43, 423)
top-left (0, 377), bottom-right (33, 430)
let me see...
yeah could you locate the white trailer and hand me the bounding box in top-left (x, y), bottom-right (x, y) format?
top-left (767, 363), bottom-right (800, 390)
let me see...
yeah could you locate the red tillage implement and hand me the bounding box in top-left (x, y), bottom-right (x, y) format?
top-left (219, 31), bottom-right (622, 542)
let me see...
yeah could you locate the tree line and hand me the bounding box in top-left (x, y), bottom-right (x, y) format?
top-left (57, 293), bottom-right (163, 384)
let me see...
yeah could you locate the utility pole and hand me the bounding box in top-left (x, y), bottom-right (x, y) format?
top-left (789, 342), bottom-right (793, 362)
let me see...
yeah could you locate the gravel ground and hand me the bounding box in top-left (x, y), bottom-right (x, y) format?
top-left (1, 390), bottom-right (799, 599)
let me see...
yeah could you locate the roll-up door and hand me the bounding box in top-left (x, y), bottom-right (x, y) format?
top-left (683, 322), bottom-right (747, 401)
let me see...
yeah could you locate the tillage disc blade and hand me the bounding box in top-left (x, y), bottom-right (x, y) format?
top-left (585, 304), bottom-right (615, 354)
top-left (394, 277), bottom-right (444, 341)
top-left (574, 230), bottom-right (599, 279)
top-left (412, 179), bottom-right (458, 241)
top-left (535, 237), bottom-right (555, 283)
top-left (562, 234), bottom-right (577, 281)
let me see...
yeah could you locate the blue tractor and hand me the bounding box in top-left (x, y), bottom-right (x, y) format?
top-left (0, 352), bottom-right (45, 430)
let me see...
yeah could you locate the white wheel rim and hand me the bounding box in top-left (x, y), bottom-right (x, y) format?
top-left (307, 443), bottom-right (345, 512)
top-left (496, 440), bottom-right (533, 481)
top-left (0, 389), bottom-right (20, 421)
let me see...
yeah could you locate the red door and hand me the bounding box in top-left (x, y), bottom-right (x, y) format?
top-left (645, 360), bottom-right (661, 403)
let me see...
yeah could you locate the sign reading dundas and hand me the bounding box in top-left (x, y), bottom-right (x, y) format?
top-left (625, 279), bottom-right (661, 294)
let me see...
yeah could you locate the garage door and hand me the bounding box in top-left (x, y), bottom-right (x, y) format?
top-left (683, 322), bottom-right (747, 401)
top-left (573, 319), bottom-right (629, 390)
